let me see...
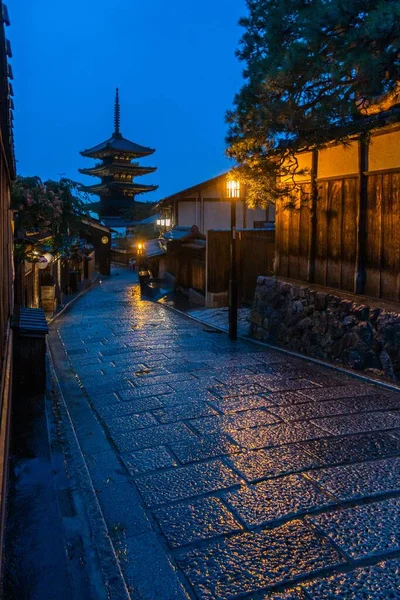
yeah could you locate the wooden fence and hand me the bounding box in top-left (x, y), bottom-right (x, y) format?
top-left (166, 240), bottom-right (206, 293)
top-left (207, 229), bottom-right (276, 303)
top-left (276, 171), bottom-right (400, 302)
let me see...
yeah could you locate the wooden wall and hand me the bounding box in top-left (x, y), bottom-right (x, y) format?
top-left (166, 241), bottom-right (206, 294)
top-left (207, 229), bottom-right (275, 303)
top-left (275, 131), bottom-right (400, 303)
top-left (0, 0), bottom-right (15, 578)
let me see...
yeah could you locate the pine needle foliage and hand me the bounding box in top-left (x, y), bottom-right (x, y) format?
top-left (227, 0), bottom-right (400, 207)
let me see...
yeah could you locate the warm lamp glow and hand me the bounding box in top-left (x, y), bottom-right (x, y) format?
top-left (137, 243), bottom-right (143, 250)
top-left (226, 178), bottom-right (241, 199)
top-left (156, 219), bottom-right (161, 226)
top-left (165, 219), bottom-right (171, 227)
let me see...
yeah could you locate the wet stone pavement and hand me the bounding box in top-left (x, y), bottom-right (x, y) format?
top-left (49, 269), bottom-right (400, 599)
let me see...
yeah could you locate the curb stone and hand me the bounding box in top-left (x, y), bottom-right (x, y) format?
top-left (48, 352), bottom-right (132, 600)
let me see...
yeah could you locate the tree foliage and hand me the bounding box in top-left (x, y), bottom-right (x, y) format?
top-left (227, 0), bottom-right (400, 206)
top-left (12, 176), bottom-right (88, 257)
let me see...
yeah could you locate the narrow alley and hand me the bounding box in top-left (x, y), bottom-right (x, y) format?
top-left (46, 269), bottom-right (400, 599)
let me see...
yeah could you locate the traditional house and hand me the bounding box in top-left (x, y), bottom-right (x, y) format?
top-left (0, 0), bottom-right (15, 575)
top-left (157, 172), bottom-right (275, 233)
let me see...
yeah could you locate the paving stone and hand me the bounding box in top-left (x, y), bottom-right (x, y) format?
top-left (112, 422), bottom-right (196, 452)
top-left (84, 392), bottom-right (120, 408)
top-left (300, 431), bottom-right (400, 466)
top-left (256, 589), bottom-right (308, 599)
top-left (154, 496), bottom-right (242, 547)
top-left (231, 421), bottom-right (328, 450)
top-left (270, 400), bottom-right (355, 421)
top-left (262, 379), bottom-right (321, 393)
top-left (303, 559), bottom-right (400, 599)
top-left (214, 373), bottom-right (280, 387)
top-left (169, 433), bottom-right (240, 464)
top-left (136, 460), bottom-right (240, 507)
top-left (99, 347), bottom-right (133, 357)
top-left (85, 449), bottom-right (130, 487)
top-left (104, 412), bottom-right (159, 433)
top-left (96, 396), bottom-right (164, 419)
top-left (118, 384), bottom-right (174, 401)
top-left (227, 445), bottom-right (321, 482)
top-left (67, 348), bottom-right (88, 356)
top-left (130, 372), bottom-right (195, 387)
top-left (153, 401), bottom-right (218, 424)
top-left (165, 362), bottom-right (208, 374)
top-left (68, 356), bottom-right (102, 367)
top-left (306, 457), bottom-right (400, 501)
top-left (84, 380), bottom-right (134, 396)
top-left (224, 474), bottom-right (332, 527)
top-left (209, 383), bottom-right (269, 398)
top-left (157, 391), bottom-right (218, 407)
top-left (121, 446), bottom-right (177, 475)
top-left (299, 383), bottom-right (378, 401)
top-left (308, 497), bottom-right (400, 560)
top-left (190, 410), bottom-right (281, 436)
top-left (209, 395), bottom-right (275, 414)
top-left (55, 271), bottom-right (400, 600)
top-left (312, 411), bottom-right (400, 435)
top-left (264, 391), bottom-right (312, 406)
top-left (177, 520), bottom-right (344, 599)
top-left (118, 532), bottom-right (189, 599)
top-left (96, 481), bottom-right (152, 540)
top-left (339, 393), bottom-right (400, 412)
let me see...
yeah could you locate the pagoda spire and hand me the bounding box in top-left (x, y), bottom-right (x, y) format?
top-left (114, 87), bottom-right (121, 136)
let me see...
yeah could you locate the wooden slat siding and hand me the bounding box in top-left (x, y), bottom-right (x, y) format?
top-left (288, 196), bottom-right (300, 280)
top-left (167, 241), bottom-right (206, 294)
top-left (354, 137), bottom-right (368, 294)
top-left (326, 179), bottom-right (342, 289)
top-left (207, 229), bottom-right (275, 302)
top-left (277, 198), bottom-right (289, 277)
top-left (314, 181), bottom-right (329, 285)
top-left (381, 173), bottom-right (400, 301)
top-left (192, 258), bottom-right (205, 293)
top-left (341, 178), bottom-right (358, 292)
top-left (307, 150), bottom-right (318, 283)
top-left (240, 230), bottom-right (275, 302)
top-left (364, 174), bottom-right (383, 298)
top-left (298, 189), bottom-right (310, 282)
top-left (207, 230), bottom-right (231, 293)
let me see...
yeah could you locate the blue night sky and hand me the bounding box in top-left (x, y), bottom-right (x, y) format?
top-left (10, 0), bottom-right (247, 202)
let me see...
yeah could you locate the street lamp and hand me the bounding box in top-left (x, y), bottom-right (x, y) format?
top-left (157, 208), bottom-right (172, 236)
top-left (226, 177), bottom-right (241, 341)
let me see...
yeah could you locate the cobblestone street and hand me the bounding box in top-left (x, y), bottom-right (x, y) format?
top-left (49, 268), bottom-right (400, 599)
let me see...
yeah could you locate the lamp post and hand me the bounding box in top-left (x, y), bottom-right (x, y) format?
top-left (136, 242), bottom-right (144, 269)
top-left (226, 178), bottom-right (241, 341)
top-left (156, 209), bottom-right (172, 237)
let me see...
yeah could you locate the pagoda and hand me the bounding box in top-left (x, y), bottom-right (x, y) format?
top-left (79, 89), bottom-right (157, 227)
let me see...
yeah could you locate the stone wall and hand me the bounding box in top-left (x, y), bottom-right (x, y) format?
top-left (250, 276), bottom-right (400, 381)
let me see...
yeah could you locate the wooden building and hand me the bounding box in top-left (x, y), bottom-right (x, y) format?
top-left (157, 172), bottom-right (275, 234)
top-left (0, 0), bottom-right (15, 577)
top-left (275, 109), bottom-right (400, 303)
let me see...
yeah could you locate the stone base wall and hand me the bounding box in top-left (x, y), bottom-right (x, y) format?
top-left (250, 276), bottom-right (400, 381)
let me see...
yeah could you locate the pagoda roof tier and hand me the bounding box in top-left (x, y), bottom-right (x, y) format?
top-left (79, 163), bottom-right (157, 178)
top-left (82, 181), bottom-right (159, 197)
top-left (81, 133), bottom-right (155, 159)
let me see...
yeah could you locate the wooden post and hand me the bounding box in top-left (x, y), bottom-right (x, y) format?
top-left (33, 262), bottom-right (40, 308)
top-left (307, 149), bottom-right (318, 283)
top-left (354, 136), bottom-right (368, 294)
